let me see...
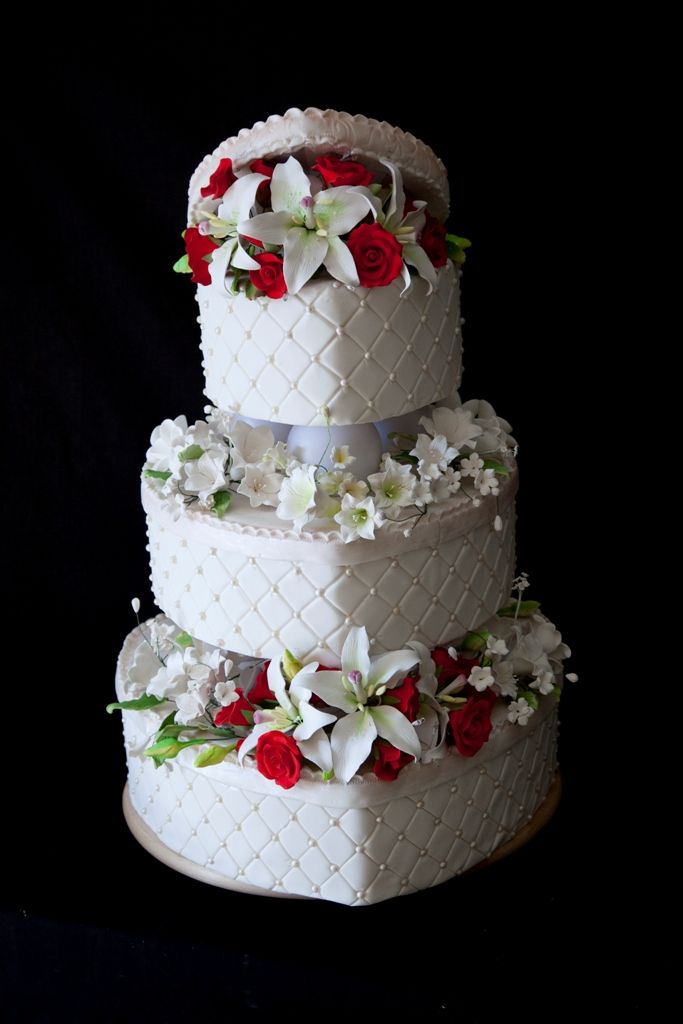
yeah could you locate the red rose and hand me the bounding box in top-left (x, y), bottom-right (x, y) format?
top-left (250, 158), bottom-right (276, 205)
top-left (256, 731), bottom-right (302, 789)
top-left (431, 647), bottom-right (478, 688)
top-left (347, 223), bottom-right (404, 288)
top-left (249, 252), bottom-right (287, 299)
top-left (420, 214), bottom-right (448, 268)
top-left (183, 226), bottom-right (219, 286)
top-left (214, 688), bottom-right (252, 727)
top-left (312, 153), bottom-right (373, 188)
top-left (447, 696), bottom-right (494, 757)
top-left (248, 663), bottom-right (275, 705)
top-left (200, 157), bottom-right (237, 199)
top-left (388, 675), bottom-right (420, 721)
top-left (372, 740), bottom-right (413, 781)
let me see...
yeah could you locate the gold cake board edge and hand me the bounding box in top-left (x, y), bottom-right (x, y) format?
top-left (122, 774), bottom-right (561, 901)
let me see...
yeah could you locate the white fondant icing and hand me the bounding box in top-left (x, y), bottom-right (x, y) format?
top-left (142, 471), bottom-right (517, 660)
top-left (198, 261), bottom-right (462, 426)
top-left (116, 623), bottom-right (558, 906)
top-left (188, 108), bottom-right (450, 226)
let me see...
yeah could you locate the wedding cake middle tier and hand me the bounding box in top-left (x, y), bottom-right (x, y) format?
top-left (143, 469), bottom-right (517, 661)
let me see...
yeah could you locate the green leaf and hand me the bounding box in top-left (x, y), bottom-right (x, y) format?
top-left (519, 690), bottom-right (540, 711)
top-left (172, 253), bottom-right (192, 274)
top-left (194, 743), bottom-right (237, 767)
top-left (482, 459), bottom-right (510, 476)
top-left (176, 631), bottom-right (193, 648)
top-left (212, 490), bottom-right (231, 516)
top-left (498, 600), bottom-right (542, 618)
top-left (245, 281), bottom-right (259, 301)
top-left (438, 695), bottom-right (468, 706)
top-left (552, 685), bottom-right (563, 701)
top-left (106, 694), bottom-right (166, 714)
top-left (178, 444), bottom-right (204, 463)
top-left (144, 736), bottom-right (207, 762)
top-left (158, 710), bottom-right (178, 730)
top-left (144, 469), bottom-right (173, 481)
top-left (154, 724), bottom-right (185, 742)
top-left (461, 630), bottom-right (490, 652)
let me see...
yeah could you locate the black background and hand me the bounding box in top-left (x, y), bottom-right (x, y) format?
top-left (4, 26), bottom-right (634, 1019)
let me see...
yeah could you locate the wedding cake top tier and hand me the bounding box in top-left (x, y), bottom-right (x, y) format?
top-left (187, 107), bottom-right (450, 226)
top-left (180, 110), bottom-right (468, 426)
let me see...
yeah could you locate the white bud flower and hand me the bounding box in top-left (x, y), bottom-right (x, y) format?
top-left (494, 515), bottom-right (503, 532)
top-left (566, 673), bottom-right (579, 683)
top-left (131, 597), bottom-right (141, 614)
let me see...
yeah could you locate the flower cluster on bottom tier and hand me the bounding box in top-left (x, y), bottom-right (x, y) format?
top-left (112, 597), bottom-right (572, 904)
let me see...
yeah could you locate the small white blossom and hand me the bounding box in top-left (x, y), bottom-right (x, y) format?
top-left (237, 464), bottom-right (283, 508)
top-left (276, 464), bottom-right (317, 531)
top-left (431, 467), bottom-right (462, 503)
top-left (566, 672), bottom-right (579, 683)
top-left (368, 457), bottom-right (416, 509)
top-left (507, 697), bottom-right (535, 726)
top-left (330, 445), bottom-right (355, 468)
top-left (339, 476), bottom-right (369, 500)
top-left (131, 597), bottom-right (141, 615)
top-left (447, 646), bottom-right (459, 661)
top-left (146, 416), bottom-right (188, 472)
top-left (492, 661), bottom-right (518, 698)
top-left (411, 434), bottom-right (458, 480)
top-left (530, 671), bottom-right (555, 695)
top-left (460, 452), bottom-right (484, 477)
top-left (183, 451), bottom-right (227, 504)
top-left (512, 573), bottom-right (530, 592)
top-left (494, 515), bottom-right (503, 532)
top-left (215, 676), bottom-right (239, 706)
top-left (486, 636), bottom-right (509, 658)
top-left (473, 468), bottom-right (500, 496)
top-left (469, 665), bottom-right (495, 692)
top-left (413, 480), bottom-right (434, 506)
top-left (334, 494), bottom-right (383, 542)
top-left (317, 469), bottom-right (344, 494)
top-left (175, 689), bottom-right (208, 726)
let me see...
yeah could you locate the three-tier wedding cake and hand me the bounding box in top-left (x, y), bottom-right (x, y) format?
top-left (111, 108), bottom-right (574, 906)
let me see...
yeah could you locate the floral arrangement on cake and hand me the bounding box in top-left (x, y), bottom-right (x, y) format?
top-left (173, 152), bottom-right (470, 298)
top-left (109, 579), bottom-right (576, 788)
top-left (142, 395), bottom-right (515, 540)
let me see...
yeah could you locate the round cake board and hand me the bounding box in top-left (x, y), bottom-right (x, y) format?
top-left (122, 774), bottom-right (561, 901)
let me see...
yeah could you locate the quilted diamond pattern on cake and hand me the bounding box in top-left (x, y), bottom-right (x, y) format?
top-left (146, 504), bottom-right (515, 659)
top-left (199, 263), bottom-right (462, 425)
top-left (122, 695), bottom-right (558, 906)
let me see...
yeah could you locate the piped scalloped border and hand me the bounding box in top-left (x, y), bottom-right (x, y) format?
top-left (187, 107), bottom-right (450, 225)
top-left (141, 465), bottom-right (518, 564)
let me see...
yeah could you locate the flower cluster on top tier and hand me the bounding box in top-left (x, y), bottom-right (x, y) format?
top-left (173, 152), bottom-right (470, 298)
top-left (143, 397), bottom-right (516, 540)
top-left (110, 587), bottom-right (575, 789)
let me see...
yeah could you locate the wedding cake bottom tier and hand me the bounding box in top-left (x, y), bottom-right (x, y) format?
top-left (116, 625), bottom-right (559, 906)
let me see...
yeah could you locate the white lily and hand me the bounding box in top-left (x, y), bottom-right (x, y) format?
top-left (237, 464), bottom-right (283, 508)
top-left (368, 457), bottom-right (416, 509)
top-left (306, 627), bottom-right (420, 782)
top-left (238, 660), bottom-right (336, 773)
top-left (333, 493), bottom-right (383, 542)
top-left (408, 641), bottom-right (450, 763)
top-left (199, 173), bottom-right (268, 285)
top-left (238, 156), bottom-right (377, 294)
top-left (419, 406), bottom-right (483, 455)
top-left (276, 464), bottom-right (317, 531)
top-left (377, 159), bottom-right (437, 293)
top-left (228, 420), bottom-right (275, 480)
